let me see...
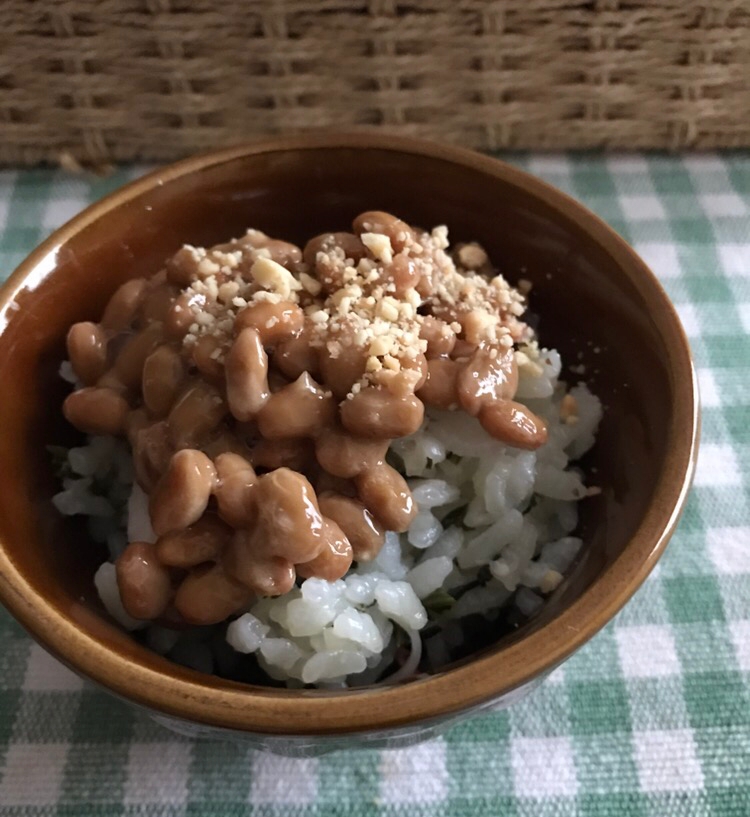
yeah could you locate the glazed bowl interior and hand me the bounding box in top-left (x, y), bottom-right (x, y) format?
top-left (0, 135), bottom-right (697, 735)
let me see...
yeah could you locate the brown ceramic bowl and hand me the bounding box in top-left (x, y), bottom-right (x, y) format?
top-left (0, 134), bottom-right (698, 751)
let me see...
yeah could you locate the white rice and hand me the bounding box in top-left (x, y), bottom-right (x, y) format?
top-left (53, 347), bottom-right (602, 687)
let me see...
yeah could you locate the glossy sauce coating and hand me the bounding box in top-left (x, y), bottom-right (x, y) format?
top-left (62, 213), bottom-right (548, 627)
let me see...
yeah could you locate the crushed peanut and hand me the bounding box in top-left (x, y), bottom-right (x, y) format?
top-left (457, 243), bottom-right (488, 270)
top-left (179, 220), bottom-right (533, 397)
top-left (560, 393), bottom-right (579, 425)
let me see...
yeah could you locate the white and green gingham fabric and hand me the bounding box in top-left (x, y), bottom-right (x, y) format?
top-left (0, 154), bottom-right (748, 816)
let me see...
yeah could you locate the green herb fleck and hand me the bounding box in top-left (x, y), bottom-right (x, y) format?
top-left (423, 588), bottom-right (456, 614)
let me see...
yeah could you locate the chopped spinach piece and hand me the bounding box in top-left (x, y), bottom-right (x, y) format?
top-left (423, 588), bottom-right (456, 614)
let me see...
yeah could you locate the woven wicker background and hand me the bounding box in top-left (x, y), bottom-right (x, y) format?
top-left (1, 0), bottom-right (749, 166)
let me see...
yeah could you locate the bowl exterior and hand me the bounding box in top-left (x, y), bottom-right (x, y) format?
top-left (147, 675), bottom-right (546, 755)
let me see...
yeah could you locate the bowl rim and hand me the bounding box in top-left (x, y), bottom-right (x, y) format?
top-left (0, 132), bottom-right (699, 735)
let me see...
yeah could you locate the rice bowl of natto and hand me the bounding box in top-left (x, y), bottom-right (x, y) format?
top-left (0, 134), bottom-right (698, 747)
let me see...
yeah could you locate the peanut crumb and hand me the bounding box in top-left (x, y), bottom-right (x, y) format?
top-left (560, 393), bottom-right (579, 424)
top-left (457, 243), bottom-right (488, 270)
top-left (360, 232), bottom-right (394, 265)
top-left (517, 278), bottom-right (533, 295)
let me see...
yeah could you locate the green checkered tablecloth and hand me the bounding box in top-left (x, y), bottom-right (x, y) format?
top-left (0, 155), bottom-right (749, 816)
